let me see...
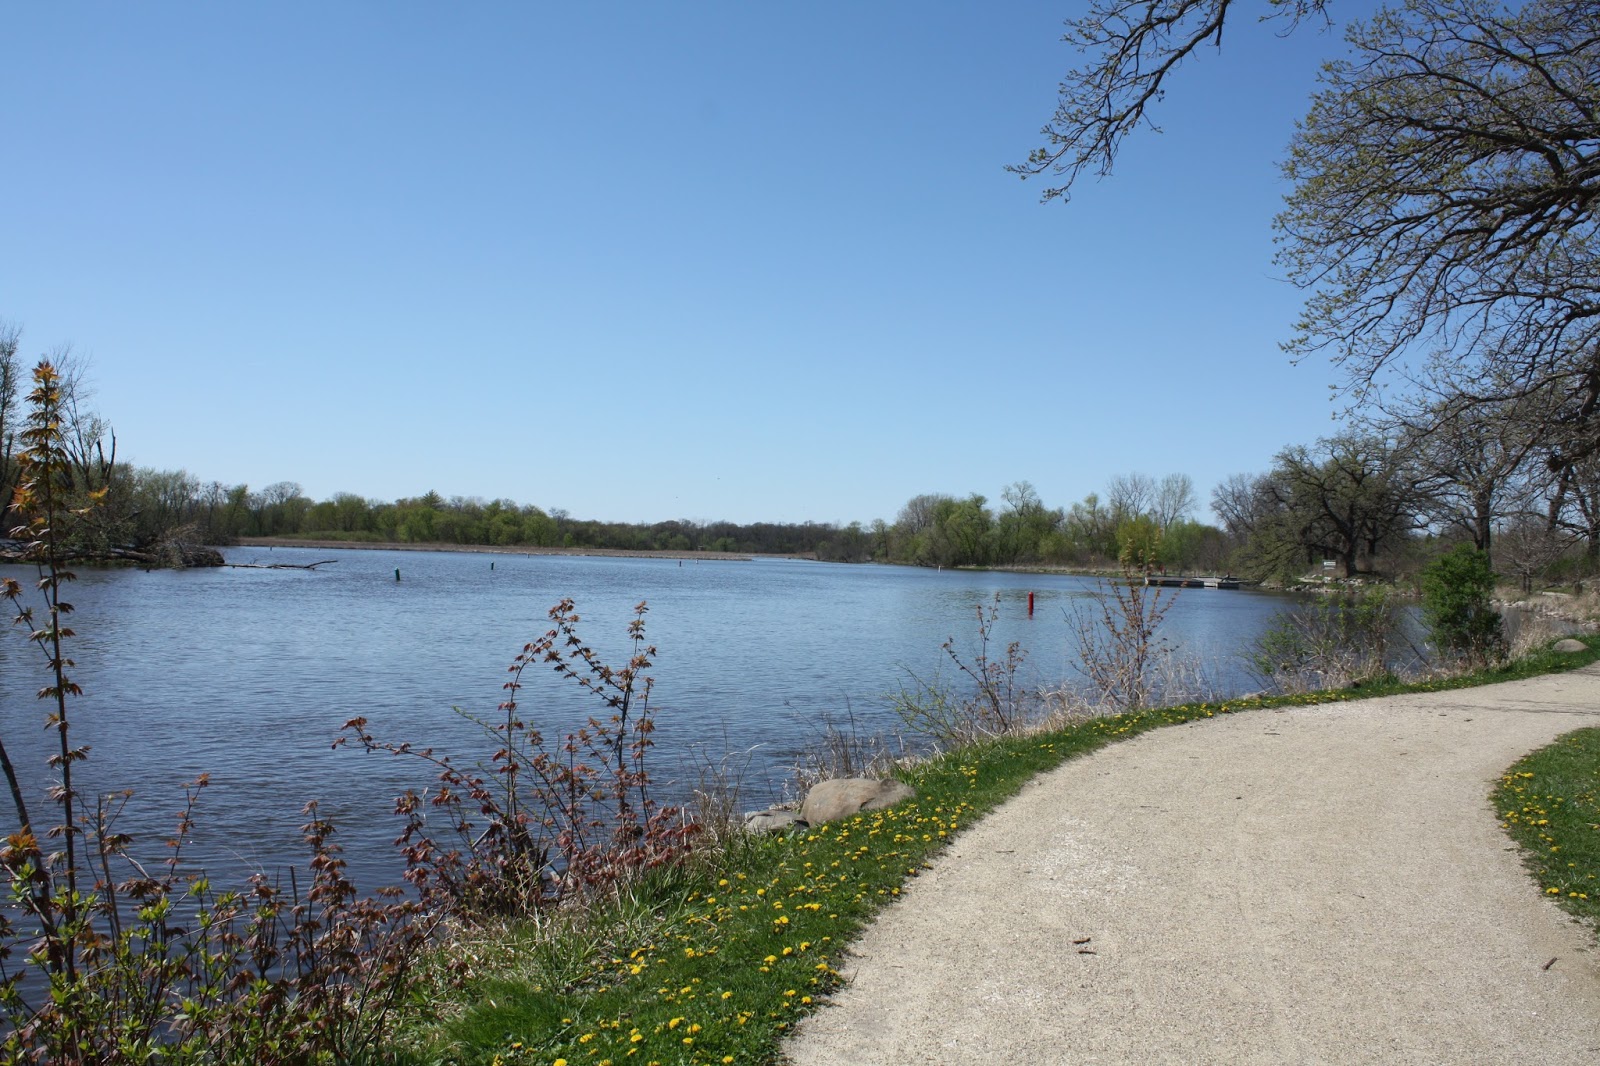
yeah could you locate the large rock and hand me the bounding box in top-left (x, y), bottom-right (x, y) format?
top-left (1554, 637), bottom-right (1589, 653)
top-left (743, 809), bottom-right (806, 834)
top-left (801, 778), bottom-right (916, 825)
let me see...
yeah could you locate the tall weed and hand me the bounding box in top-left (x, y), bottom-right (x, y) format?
top-left (0, 361), bottom-right (430, 1065)
top-left (789, 704), bottom-right (909, 793)
top-left (890, 595), bottom-right (1037, 746)
top-left (340, 599), bottom-right (699, 918)
top-left (1068, 566), bottom-right (1176, 711)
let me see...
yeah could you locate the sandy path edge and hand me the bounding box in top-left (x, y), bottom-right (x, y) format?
top-left (783, 668), bottom-right (1600, 1065)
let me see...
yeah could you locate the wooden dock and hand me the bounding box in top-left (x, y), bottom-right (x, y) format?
top-left (1142, 575), bottom-right (1241, 590)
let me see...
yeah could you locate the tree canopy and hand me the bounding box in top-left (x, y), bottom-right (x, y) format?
top-left (1021, 0), bottom-right (1600, 558)
top-left (1213, 432), bottom-right (1423, 579)
top-left (1276, 0), bottom-right (1600, 463)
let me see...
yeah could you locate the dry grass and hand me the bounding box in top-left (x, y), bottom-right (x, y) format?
top-left (1506, 611), bottom-right (1569, 659)
top-left (787, 707), bottom-right (914, 798)
top-left (678, 739), bottom-right (770, 845)
top-left (1503, 587), bottom-right (1600, 625)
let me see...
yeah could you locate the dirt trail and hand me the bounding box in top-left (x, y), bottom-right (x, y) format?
top-left (784, 668), bottom-right (1600, 1064)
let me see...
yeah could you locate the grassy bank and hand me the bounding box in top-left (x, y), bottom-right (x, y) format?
top-left (1494, 727), bottom-right (1600, 932)
top-left (392, 640), bottom-right (1600, 1066)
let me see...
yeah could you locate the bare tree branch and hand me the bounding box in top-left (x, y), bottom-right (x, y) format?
top-left (1011, 0), bottom-right (1331, 200)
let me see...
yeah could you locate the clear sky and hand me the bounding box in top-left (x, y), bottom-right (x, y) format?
top-left (1, 2), bottom-right (1373, 526)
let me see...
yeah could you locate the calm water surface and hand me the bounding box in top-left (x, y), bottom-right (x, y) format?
top-left (0, 547), bottom-right (1303, 888)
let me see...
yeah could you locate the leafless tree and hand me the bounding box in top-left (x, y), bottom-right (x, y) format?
top-left (1218, 434), bottom-right (1425, 580)
top-left (1152, 472), bottom-right (1197, 530)
top-left (1105, 471), bottom-right (1155, 523)
top-left (1016, 0), bottom-right (1600, 507)
top-left (0, 331), bottom-right (118, 536)
top-left (1496, 516), bottom-right (1574, 592)
top-left (51, 349), bottom-right (117, 494)
top-left (0, 320), bottom-right (20, 533)
top-left (1549, 452), bottom-right (1600, 561)
top-left (1211, 471), bottom-right (1269, 538)
top-left (895, 493), bottom-right (950, 536)
top-left (1397, 396), bottom-right (1549, 558)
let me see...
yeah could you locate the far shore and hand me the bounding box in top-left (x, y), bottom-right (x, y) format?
top-left (226, 540), bottom-right (1237, 581)
top-left (230, 537), bottom-right (814, 563)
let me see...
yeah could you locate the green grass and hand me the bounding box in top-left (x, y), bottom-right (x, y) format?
top-left (395, 641), bottom-right (1600, 1066)
top-left (1493, 726), bottom-right (1600, 932)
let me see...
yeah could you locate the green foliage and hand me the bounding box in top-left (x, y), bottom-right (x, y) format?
top-left (1114, 514), bottom-right (1160, 566)
top-left (4, 415), bottom-right (1241, 573)
top-left (873, 477), bottom-right (1222, 572)
top-left (1225, 434), bottom-right (1418, 583)
top-left (1156, 518), bottom-right (1215, 572)
top-left (1420, 545), bottom-right (1504, 664)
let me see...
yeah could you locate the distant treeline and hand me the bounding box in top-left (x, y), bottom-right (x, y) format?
top-left (0, 446), bottom-right (1230, 570)
top-left (126, 473), bottom-right (1228, 572)
top-left (84, 436), bottom-right (1600, 587)
top-left (211, 483), bottom-right (858, 559)
top-left (10, 324), bottom-right (1600, 585)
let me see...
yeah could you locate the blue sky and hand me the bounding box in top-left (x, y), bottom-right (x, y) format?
top-left (2, 2), bottom-right (1370, 525)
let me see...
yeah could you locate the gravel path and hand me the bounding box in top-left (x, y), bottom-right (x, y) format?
top-left (783, 667), bottom-right (1600, 1064)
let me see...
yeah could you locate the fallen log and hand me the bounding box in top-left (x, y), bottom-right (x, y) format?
top-left (223, 560), bottom-right (338, 571)
top-left (0, 544), bottom-right (227, 569)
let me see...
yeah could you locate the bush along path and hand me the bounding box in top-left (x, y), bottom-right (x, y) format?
top-left (400, 643), bottom-right (1600, 1066)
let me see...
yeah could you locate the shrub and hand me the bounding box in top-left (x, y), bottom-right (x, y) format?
top-left (1068, 562), bottom-right (1176, 711)
top-left (1420, 545), bottom-right (1504, 665)
top-left (1246, 587), bottom-right (1405, 693)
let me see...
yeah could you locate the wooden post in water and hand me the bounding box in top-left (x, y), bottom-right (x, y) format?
top-left (395, 568), bottom-right (401, 582)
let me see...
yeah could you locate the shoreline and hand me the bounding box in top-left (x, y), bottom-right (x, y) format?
top-left (227, 541), bottom-right (1249, 583)
top-left (230, 537), bottom-right (813, 563)
top-left (231, 539), bottom-right (1140, 576)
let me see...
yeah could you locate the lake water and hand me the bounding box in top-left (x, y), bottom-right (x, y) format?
top-left (0, 547), bottom-right (1305, 889)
